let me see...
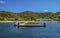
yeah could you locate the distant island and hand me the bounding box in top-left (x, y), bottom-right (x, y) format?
top-left (0, 11), bottom-right (60, 21)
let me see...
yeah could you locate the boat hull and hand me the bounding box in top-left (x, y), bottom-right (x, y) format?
top-left (14, 24), bottom-right (46, 27)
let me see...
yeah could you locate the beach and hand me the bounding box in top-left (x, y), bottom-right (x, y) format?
top-left (0, 21), bottom-right (35, 23)
top-left (0, 20), bottom-right (60, 23)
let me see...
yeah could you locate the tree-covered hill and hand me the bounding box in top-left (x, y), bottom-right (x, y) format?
top-left (0, 11), bottom-right (60, 20)
top-left (0, 11), bottom-right (20, 18)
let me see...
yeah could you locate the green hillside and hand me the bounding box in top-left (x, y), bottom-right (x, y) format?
top-left (0, 11), bottom-right (60, 20)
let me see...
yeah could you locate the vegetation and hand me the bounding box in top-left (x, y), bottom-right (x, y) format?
top-left (0, 11), bottom-right (60, 21)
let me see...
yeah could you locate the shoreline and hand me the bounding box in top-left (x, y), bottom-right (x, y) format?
top-left (0, 21), bottom-right (60, 23)
top-left (0, 21), bottom-right (35, 22)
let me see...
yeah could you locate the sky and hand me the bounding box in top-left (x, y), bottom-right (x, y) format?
top-left (0, 0), bottom-right (60, 12)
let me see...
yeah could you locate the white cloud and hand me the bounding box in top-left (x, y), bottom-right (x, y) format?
top-left (44, 10), bottom-right (48, 12)
top-left (0, 1), bottom-right (5, 4)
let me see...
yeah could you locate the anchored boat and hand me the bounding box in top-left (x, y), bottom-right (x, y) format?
top-left (13, 22), bottom-right (46, 27)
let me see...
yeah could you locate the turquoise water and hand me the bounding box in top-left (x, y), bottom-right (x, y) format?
top-left (0, 22), bottom-right (60, 38)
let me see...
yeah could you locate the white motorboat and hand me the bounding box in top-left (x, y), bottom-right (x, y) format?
top-left (14, 22), bottom-right (46, 27)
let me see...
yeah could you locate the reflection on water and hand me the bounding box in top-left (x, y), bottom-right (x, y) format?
top-left (0, 22), bottom-right (60, 38)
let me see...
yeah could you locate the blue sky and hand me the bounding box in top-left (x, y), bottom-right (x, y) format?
top-left (0, 0), bottom-right (60, 12)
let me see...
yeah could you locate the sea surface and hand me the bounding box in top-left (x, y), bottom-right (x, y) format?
top-left (0, 21), bottom-right (60, 38)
